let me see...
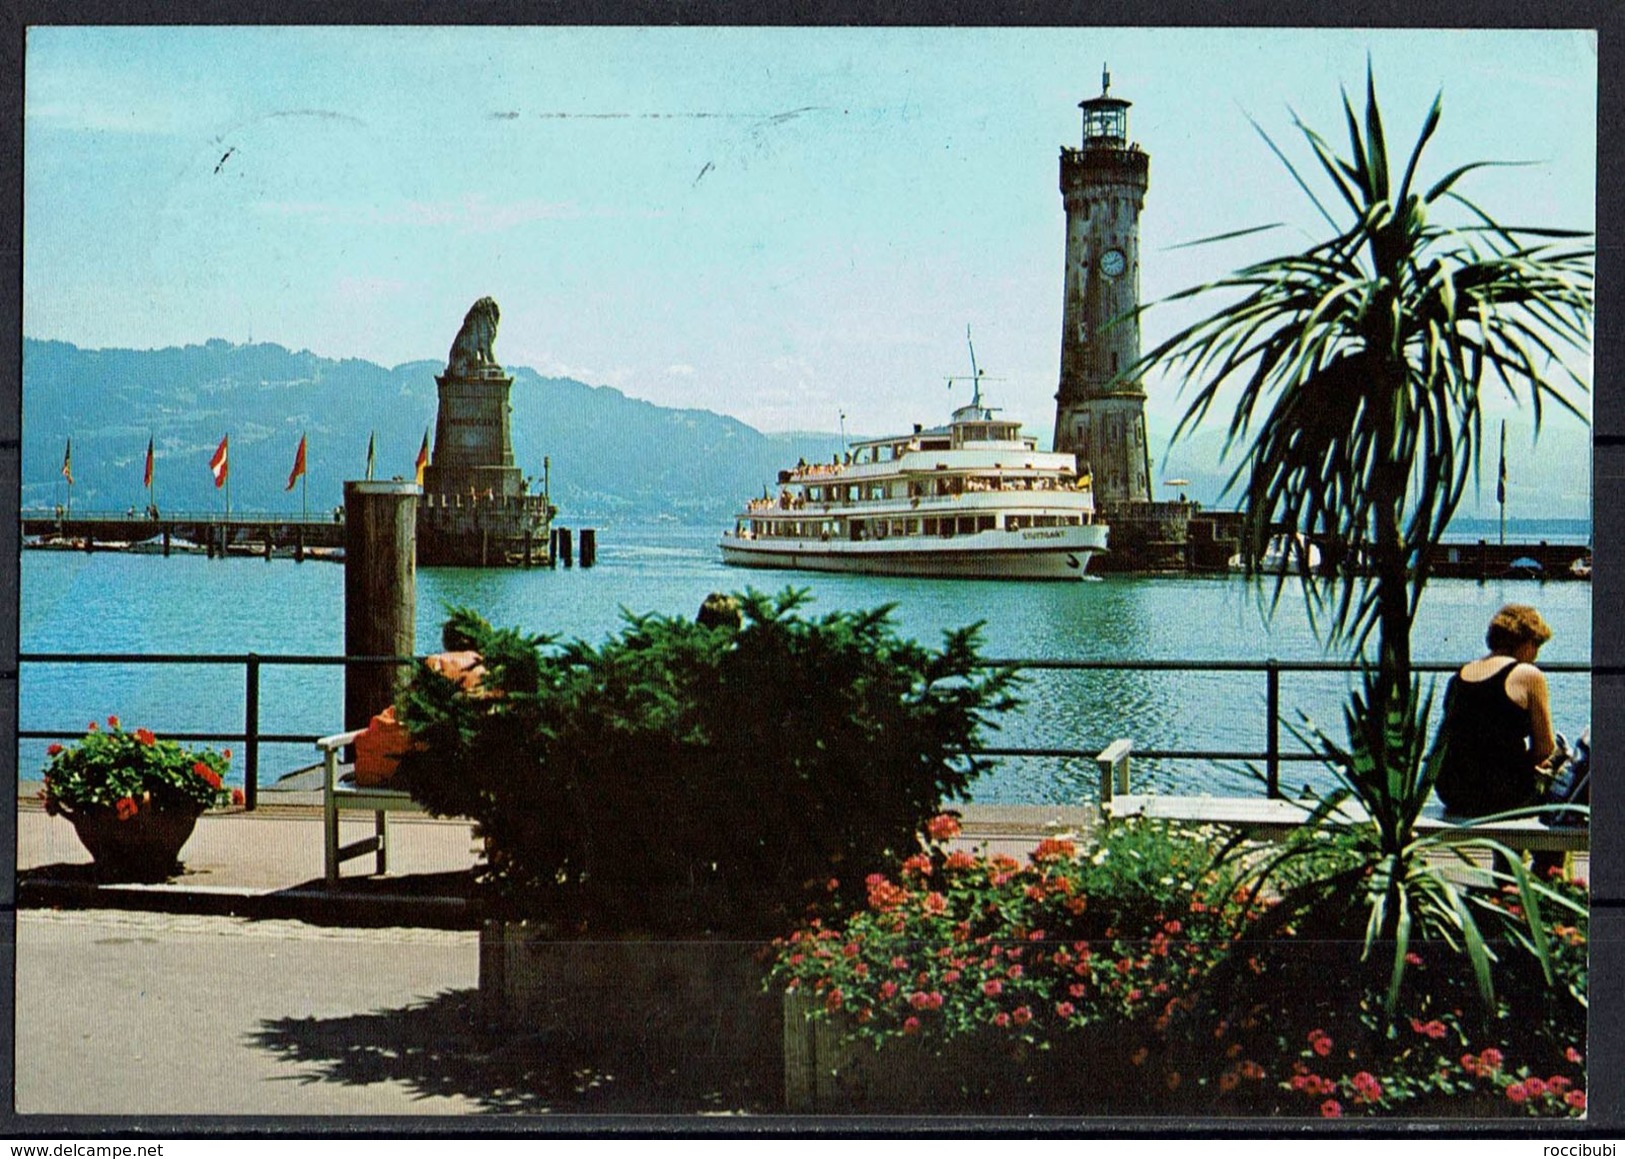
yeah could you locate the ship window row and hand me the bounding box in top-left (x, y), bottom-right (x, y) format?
top-left (736, 513), bottom-right (1085, 539)
top-left (797, 475), bottom-right (1080, 504)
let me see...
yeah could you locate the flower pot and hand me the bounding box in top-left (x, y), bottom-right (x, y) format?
top-left (65, 801), bottom-right (205, 880)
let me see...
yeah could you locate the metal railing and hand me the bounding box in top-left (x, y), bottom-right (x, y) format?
top-left (17, 652), bottom-right (1595, 808)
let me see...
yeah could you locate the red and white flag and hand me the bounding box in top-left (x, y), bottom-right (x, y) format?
top-left (286, 434), bottom-right (307, 491)
top-left (143, 437), bottom-right (154, 489)
top-left (61, 439), bottom-right (73, 485)
top-left (209, 435), bottom-right (229, 488)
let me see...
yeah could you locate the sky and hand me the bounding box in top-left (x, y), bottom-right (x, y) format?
top-left (24, 26), bottom-right (1596, 448)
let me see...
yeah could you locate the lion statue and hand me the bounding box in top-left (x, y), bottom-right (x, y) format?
top-left (447, 296), bottom-right (501, 376)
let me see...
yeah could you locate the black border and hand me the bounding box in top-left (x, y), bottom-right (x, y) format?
top-left (3, 0), bottom-right (1619, 1140)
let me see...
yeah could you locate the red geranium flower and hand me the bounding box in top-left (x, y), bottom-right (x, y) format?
top-left (46, 743), bottom-right (63, 756)
top-left (87, 721), bottom-right (98, 732)
top-left (134, 728), bottom-right (156, 746)
top-left (1055, 1001), bottom-right (1075, 1018)
top-left (982, 979), bottom-right (1003, 997)
top-left (992, 1011), bottom-right (1010, 1028)
top-left (1011, 1005), bottom-right (1033, 1026)
top-left (1566, 1047), bottom-right (1584, 1064)
top-left (1566, 1090), bottom-right (1586, 1111)
top-left (193, 762), bottom-right (222, 789)
top-left (222, 749), bottom-right (232, 760)
top-left (231, 788), bottom-right (245, 806)
top-left (107, 715), bottom-right (120, 730)
top-left (114, 797), bottom-right (138, 822)
top-left (902, 1016), bottom-right (921, 1035)
top-left (1479, 1048), bottom-right (1504, 1071)
top-left (925, 813), bottom-right (961, 842)
top-left (1505, 1082), bottom-right (1527, 1104)
top-left (921, 891), bottom-right (948, 915)
top-left (1320, 1099), bottom-right (1342, 1119)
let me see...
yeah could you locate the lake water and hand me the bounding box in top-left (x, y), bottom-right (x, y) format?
top-left (18, 524), bottom-right (1593, 804)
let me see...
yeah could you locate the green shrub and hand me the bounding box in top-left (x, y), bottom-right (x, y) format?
top-left (394, 589), bottom-right (1018, 937)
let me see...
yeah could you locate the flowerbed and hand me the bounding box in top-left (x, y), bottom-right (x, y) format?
top-left (767, 817), bottom-right (1587, 1117)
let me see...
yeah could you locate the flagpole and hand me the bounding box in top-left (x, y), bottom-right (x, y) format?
top-left (1498, 421), bottom-right (1507, 547)
top-left (302, 438), bottom-right (309, 521)
top-left (225, 431), bottom-right (232, 522)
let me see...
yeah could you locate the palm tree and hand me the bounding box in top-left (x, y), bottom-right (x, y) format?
top-left (1139, 67), bottom-right (1592, 703)
top-left (1135, 68), bottom-right (1593, 1016)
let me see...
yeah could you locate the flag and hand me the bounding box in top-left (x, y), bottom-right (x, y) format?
top-left (286, 434), bottom-right (307, 491)
top-left (365, 432), bottom-right (376, 481)
top-left (1496, 421), bottom-right (1507, 506)
top-left (209, 435), bottom-right (229, 488)
top-left (61, 439), bottom-right (73, 485)
top-left (143, 437), bottom-right (154, 489)
top-left (415, 429), bottom-right (430, 485)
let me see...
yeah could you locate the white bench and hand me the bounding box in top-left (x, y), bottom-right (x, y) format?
top-left (1095, 739), bottom-right (1588, 854)
top-left (316, 728), bottom-right (430, 885)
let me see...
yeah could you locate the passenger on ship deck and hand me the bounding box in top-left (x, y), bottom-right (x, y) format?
top-left (1432, 603), bottom-right (1565, 877)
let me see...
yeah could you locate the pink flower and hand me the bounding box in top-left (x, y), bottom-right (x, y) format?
top-left (944, 850), bottom-right (977, 870)
top-left (889, 956), bottom-right (908, 970)
top-left (1352, 1072), bottom-right (1382, 1103)
top-left (842, 942), bottom-right (860, 958)
top-left (1566, 1047), bottom-right (1584, 1064)
top-left (1068, 983), bottom-right (1086, 999)
top-left (921, 891), bottom-right (948, 916)
top-left (1479, 1048), bottom-right (1504, 1072)
top-left (926, 813), bottom-right (961, 842)
top-left (1505, 1083), bottom-right (1527, 1104)
top-left (1405, 952), bottom-right (1423, 966)
top-left (1308, 1030), bottom-right (1333, 1057)
top-left (1012, 1006), bottom-right (1033, 1026)
top-left (992, 1012), bottom-right (1010, 1028)
top-left (982, 979), bottom-right (1003, 997)
top-left (942, 970), bottom-right (961, 984)
top-left (1320, 1100), bottom-right (1342, 1119)
top-left (1523, 1077), bottom-right (1547, 1098)
top-left (902, 1017), bottom-right (920, 1035)
top-left (824, 989), bottom-right (843, 1012)
top-left (879, 982), bottom-right (898, 1000)
top-left (826, 877), bottom-right (839, 892)
top-left (1566, 1090), bottom-right (1586, 1111)
top-left (1163, 920), bottom-right (1182, 935)
top-left (1006, 964), bottom-right (1023, 980)
top-left (1055, 1002), bottom-right (1075, 1018)
top-left (1032, 837), bottom-right (1075, 862)
top-left (901, 853), bottom-right (933, 877)
top-left (114, 797), bottom-right (138, 822)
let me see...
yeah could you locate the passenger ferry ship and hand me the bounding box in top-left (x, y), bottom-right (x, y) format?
top-left (720, 361), bottom-right (1109, 581)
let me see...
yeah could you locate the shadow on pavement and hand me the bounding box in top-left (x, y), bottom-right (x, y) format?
top-left (248, 989), bottom-right (777, 1115)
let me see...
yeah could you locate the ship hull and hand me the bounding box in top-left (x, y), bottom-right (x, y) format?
top-left (719, 525), bottom-right (1108, 581)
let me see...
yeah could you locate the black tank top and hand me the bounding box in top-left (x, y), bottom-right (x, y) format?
top-left (1434, 660), bottom-right (1537, 815)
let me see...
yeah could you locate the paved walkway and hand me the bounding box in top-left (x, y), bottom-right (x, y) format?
top-left (15, 794), bottom-right (1101, 1118)
top-left (17, 908), bottom-right (483, 1116)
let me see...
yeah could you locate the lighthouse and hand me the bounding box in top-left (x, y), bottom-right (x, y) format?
top-left (1053, 66), bottom-right (1153, 507)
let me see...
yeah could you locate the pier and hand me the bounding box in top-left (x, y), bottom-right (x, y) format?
top-left (21, 508), bottom-right (347, 557)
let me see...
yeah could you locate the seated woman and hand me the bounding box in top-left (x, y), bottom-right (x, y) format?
top-left (1433, 603), bottom-right (1564, 877)
top-left (1434, 603), bottom-right (1555, 816)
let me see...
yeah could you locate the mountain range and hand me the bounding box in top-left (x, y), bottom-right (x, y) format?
top-left (22, 338), bottom-right (1591, 525)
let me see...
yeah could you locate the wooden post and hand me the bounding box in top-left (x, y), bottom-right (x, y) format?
top-left (581, 528), bottom-right (597, 568)
top-left (558, 527), bottom-right (573, 568)
top-left (344, 480), bottom-right (419, 735)
top-left (524, 527), bottom-right (533, 567)
top-left (162, 528), bottom-right (171, 557)
top-left (295, 526), bottom-right (305, 563)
